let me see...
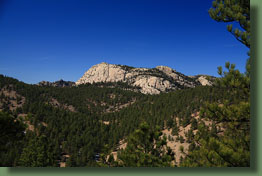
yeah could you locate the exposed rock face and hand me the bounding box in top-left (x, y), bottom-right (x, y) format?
top-left (197, 76), bottom-right (212, 86)
top-left (0, 86), bottom-right (26, 111)
top-left (38, 79), bottom-right (75, 87)
top-left (76, 62), bottom-right (126, 84)
top-left (189, 75), bottom-right (215, 86)
top-left (76, 62), bottom-right (214, 94)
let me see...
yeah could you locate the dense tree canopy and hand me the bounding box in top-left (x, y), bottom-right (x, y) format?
top-left (0, 74), bottom-right (234, 167)
top-left (0, 111), bottom-right (25, 166)
top-left (110, 122), bottom-right (174, 167)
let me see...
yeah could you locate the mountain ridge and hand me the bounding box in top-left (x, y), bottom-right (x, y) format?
top-left (75, 62), bottom-right (215, 94)
top-left (37, 79), bottom-right (76, 87)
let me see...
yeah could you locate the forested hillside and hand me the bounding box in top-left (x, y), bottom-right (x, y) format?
top-left (0, 72), bottom-right (246, 167)
top-left (0, 0), bottom-right (250, 167)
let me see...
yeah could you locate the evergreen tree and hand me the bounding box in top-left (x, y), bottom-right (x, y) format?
top-left (191, 118), bottom-right (198, 130)
top-left (19, 135), bottom-right (55, 167)
top-left (166, 118), bottom-right (174, 129)
top-left (0, 112), bottom-right (26, 166)
top-left (0, 112), bottom-right (25, 146)
top-left (181, 0), bottom-right (250, 167)
top-left (113, 122), bottom-right (175, 167)
top-left (209, 0), bottom-right (250, 48)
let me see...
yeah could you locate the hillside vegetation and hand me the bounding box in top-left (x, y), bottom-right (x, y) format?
top-left (0, 0), bottom-right (250, 167)
top-left (0, 73), bottom-right (246, 167)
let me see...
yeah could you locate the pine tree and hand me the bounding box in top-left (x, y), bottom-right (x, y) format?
top-left (19, 135), bottom-right (54, 167)
top-left (0, 112), bottom-right (25, 146)
top-left (112, 122), bottom-right (175, 167)
top-left (209, 0), bottom-right (250, 48)
top-left (0, 112), bottom-right (26, 166)
top-left (166, 118), bottom-right (174, 129)
top-left (181, 0), bottom-right (250, 167)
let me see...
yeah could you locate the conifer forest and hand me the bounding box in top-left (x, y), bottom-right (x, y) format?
top-left (0, 0), bottom-right (250, 167)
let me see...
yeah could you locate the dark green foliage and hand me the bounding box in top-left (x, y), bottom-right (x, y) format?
top-left (181, 63), bottom-right (250, 167)
top-left (209, 0), bottom-right (250, 48)
top-left (0, 68), bottom-right (246, 167)
top-left (171, 125), bottom-right (179, 136)
top-left (0, 112), bottom-right (25, 146)
top-left (116, 64), bottom-right (135, 71)
top-left (188, 143), bottom-right (196, 152)
top-left (186, 129), bottom-right (194, 143)
top-left (0, 0), bottom-right (251, 167)
top-left (0, 111), bottom-right (26, 166)
top-left (112, 122), bottom-right (174, 167)
top-left (181, 0), bottom-right (250, 166)
top-left (19, 134), bottom-right (57, 167)
top-left (181, 115), bottom-right (191, 127)
top-left (166, 118), bottom-right (174, 129)
top-left (191, 118), bottom-right (198, 130)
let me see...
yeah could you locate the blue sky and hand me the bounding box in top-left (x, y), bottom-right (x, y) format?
top-left (0, 0), bottom-right (249, 84)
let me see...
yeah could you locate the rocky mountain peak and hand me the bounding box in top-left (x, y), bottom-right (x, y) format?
top-left (156, 65), bottom-right (175, 73)
top-left (76, 63), bottom-right (214, 94)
